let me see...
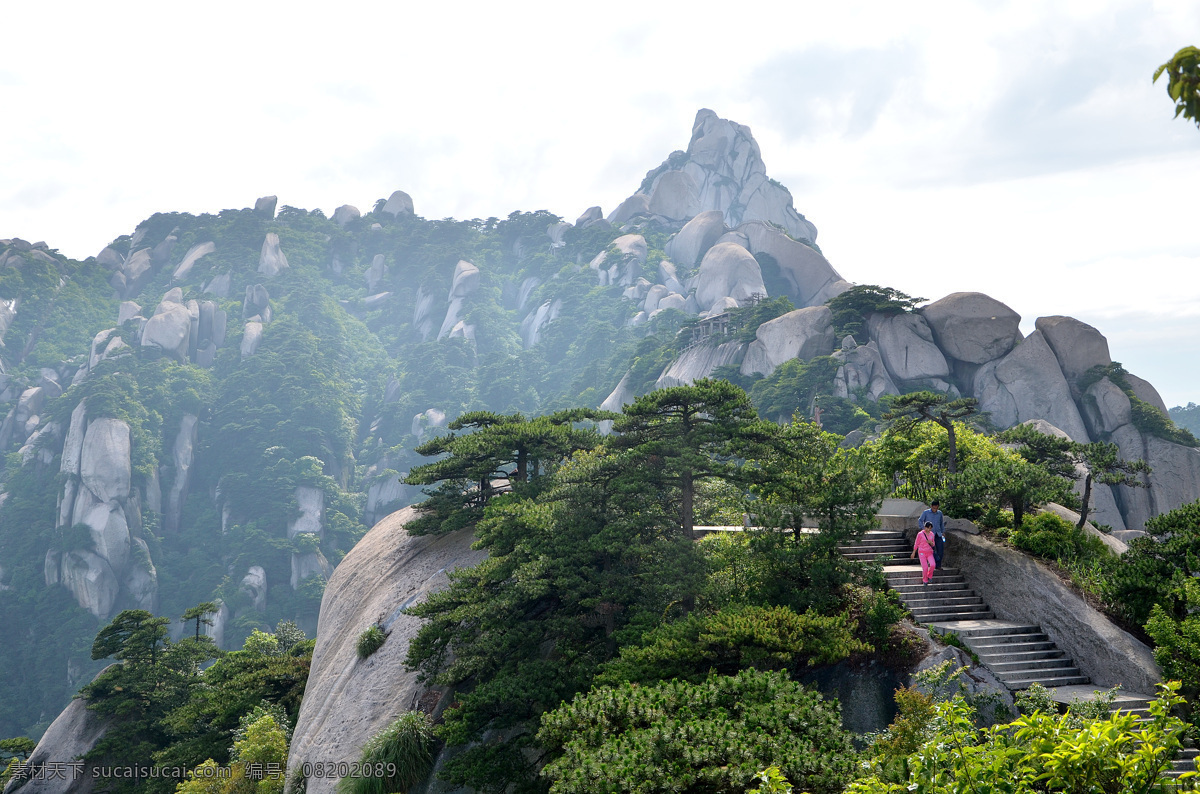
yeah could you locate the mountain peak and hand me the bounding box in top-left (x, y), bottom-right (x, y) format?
top-left (609, 109), bottom-right (817, 243)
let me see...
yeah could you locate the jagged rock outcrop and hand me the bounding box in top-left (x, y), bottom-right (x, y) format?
top-left (171, 241), bottom-right (215, 282)
top-left (1034, 315), bottom-right (1111, 385)
top-left (656, 340), bottom-right (746, 389)
top-left (739, 221), bottom-right (850, 308)
top-left (140, 299), bottom-right (191, 362)
top-left (241, 321), bottom-right (263, 358)
top-left (693, 243), bottom-right (766, 311)
top-left (575, 206), bottom-right (605, 228)
top-left (365, 255), bottom-right (388, 292)
top-left (921, 292), bottom-right (1022, 365)
top-left (634, 109), bottom-right (819, 242)
top-left (867, 312), bottom-right (951, 385)
top-left (1081, 378), bottom-right (1132, 438)
top-left (589, 234), bottom-right (647, 287)
top-left (244, 284), bottom-right (272, 323)
top-left (608, 193), bottom-right (651, 225)
top-left (973, 331), bottom-right (1091, 444)
top-left (665, 210), bottom-right (726, 268)
top-left (382, 190), bottom-right (414, 217)
top-left (1, 691), bottom-right (110, 794)
top-left (437, 260), bottom-right (480, 340)
top-left (254, 195), bottom-right (278, 218)
top-left (740, 306), bottom-right (836, 377)
top-left (286, 508), bottom-right (487, 794)
top-left (258, 233), bottom-right (290, 277)
top-left (520, 299), bottom-right (561, 348)
top-left (164, 415), bottom-right (198, 534)
top-left (832, 340), bottom-right (898, 402)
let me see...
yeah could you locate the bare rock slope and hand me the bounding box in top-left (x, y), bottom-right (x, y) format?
top-left (287, 507), bottom-right (485, 794)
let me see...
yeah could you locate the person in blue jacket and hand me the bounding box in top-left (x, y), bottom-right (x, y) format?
top-left (919, 500), bottom-right (946, 569)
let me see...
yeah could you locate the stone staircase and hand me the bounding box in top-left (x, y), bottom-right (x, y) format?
top-left (843, 522), bottom-right (1194, 779)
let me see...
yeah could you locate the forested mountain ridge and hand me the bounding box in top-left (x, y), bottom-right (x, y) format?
top-left (0, 108), bottom-right (1197, 745)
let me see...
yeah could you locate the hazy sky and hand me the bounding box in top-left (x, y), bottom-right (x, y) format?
top-left (3, 1), bottom-right (1198, 406)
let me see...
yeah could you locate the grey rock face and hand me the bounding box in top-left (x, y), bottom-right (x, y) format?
top-left (922, 292), bottom-right (1022, 364)
top-left (590, 235), bottom-right (647, 287)
top-left (972, 331), bottom-right (1090, 443)
top-left (117, 301), bottom-right (142, 325)
top-left (832, 341), bottom-right (898, 402)
top-left (519, 299), bottom-right (561, 348)
top-left (600, 371), bottom-right (635, 414)
top-left (665, 210), bottom-right (726, 268)
top-left (243, 284), bottom-right (271, 322)
top-left (141, 301), bottom-right (191, 361)
top-left (694, 243), bottom-right (766, 311)
top-left (242, 565), bottom-right (268, 612)
top-left (637, 109), bottom-right (819, 241)
top-left (656, 340), bottom-right (746, 389)
top-left (60, 550), bottom-right (119, 621)
top-left (333, 205), bottom-right (361, 227)
top-left (740, 306), bottom-right (836, 377)
top-left (1, 692), bottom-right (110, 794)
top-left (1126, 373), bottom-right (1169, 415)
top-left (254, 195), bottom-right (278, 218)
top-left (1143, 436), bottom-right (1200, 524)
top-left (1034, 315), bottom-right (1111, 384)
top-left (647, 170), bottom-right (700, 221)
top-left (241, 322), bottom-right (263, 358)
top-left (204, 272), bottom-right (232, 298)
top-left (438, 260), bottom-right (481, 339)
top-left (575, 206), bottom-right (604, 227)
top-left (867, 313), bottom-right (950, 384)
top-left (172, 240), bottom-right (215, 282)
top-left (1081, 377), bottom-right (1132, 437)
top-left (258, 233), bottom-right (289, 277)
top-left (80, 418), bottom-right (131, 507)
top-left (288, 486), bottom-right (325, 540)
top-left (547, 221), bottom-right (570, 248)
top-left (381, 190), bottom-right (414, 217)
top-left (739, 221), bottom-right (848, 308)
top-left (164, 415), bottom-right (198, 535)
top-left (608, 193), bottom-right (651, 225)
top-left (286, 509), bottom-right (487, 794)
top-left (946, 529), bottom-right (1160, 694)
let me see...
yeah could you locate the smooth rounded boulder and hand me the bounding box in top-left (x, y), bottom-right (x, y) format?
top-left (665, 210), bottom-right (727, 268)
top-left (921, 292), bottom-right (1021, 364)
top-left (694, 242), bottom-right (766, 311)
top-left (1034, 315), bottom-right (1111, 383)
top-left (740, 306), bottom-right (836, 377)
top-left (867, 312), bottom-right (950, 384)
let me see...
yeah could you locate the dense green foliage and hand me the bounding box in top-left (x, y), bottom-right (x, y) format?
top-left (853, 681), bottom-right (1192, 792)
top-left (355, 625), bottom-right (386, 659)
top-left (826, 285), bottom-right (925, 345)
top-left (538, 669), bottom-right (856, 794)
top-left (63, 612), bottom-right (310, 794)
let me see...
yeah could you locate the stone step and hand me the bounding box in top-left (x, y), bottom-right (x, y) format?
top-left (911, 609), bottom-right (996, 623)
top-left (841, 536), bottom-right (909, 547)
top-left (940, 623), bottom-right (1042, 639)
top-left (959, 627), bottom-right (1046, 642)
top-left (893, 582), bottom-right (971, 595)
top-left (972, 640), bottom-right (1058, 654)
top-left (1003, 673), bottom-right (1091, 689)
top-left (843, 552), bottom-right (912, 562)
top-left (907, 606), bottom-right (993, 618)
top-left (886, 571), bottom-right (964, 585)
top-left (973, 649), bottom-right (1066, 665)
top-left (988, 657), bottom-right (1082, 675)
top-left (966, 633), bottom-right (1052, 648)
top-left (900, 595), bottom-right (985, 609)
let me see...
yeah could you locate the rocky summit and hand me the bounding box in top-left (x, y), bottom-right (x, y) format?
top-left (0, 109), bottom-right (1197, 791)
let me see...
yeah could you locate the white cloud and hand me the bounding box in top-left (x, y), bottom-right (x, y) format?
top-left (1, 0), bottom-right (1197, 402)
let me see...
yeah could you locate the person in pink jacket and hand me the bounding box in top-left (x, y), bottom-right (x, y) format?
top-left (911, 521), bottom-right (937, 585)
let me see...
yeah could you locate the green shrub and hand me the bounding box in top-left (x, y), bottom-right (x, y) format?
top-left (1011, 511), bottom-right (1108, 564)
top-left (538, 670), bottom-right (855, 794)
top-left (1014, 681), bottom-right (1056, 715)
top-left (356, 625), bottom-right (386, 660)
top-left (337, 711), bottom-right (434, 794)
